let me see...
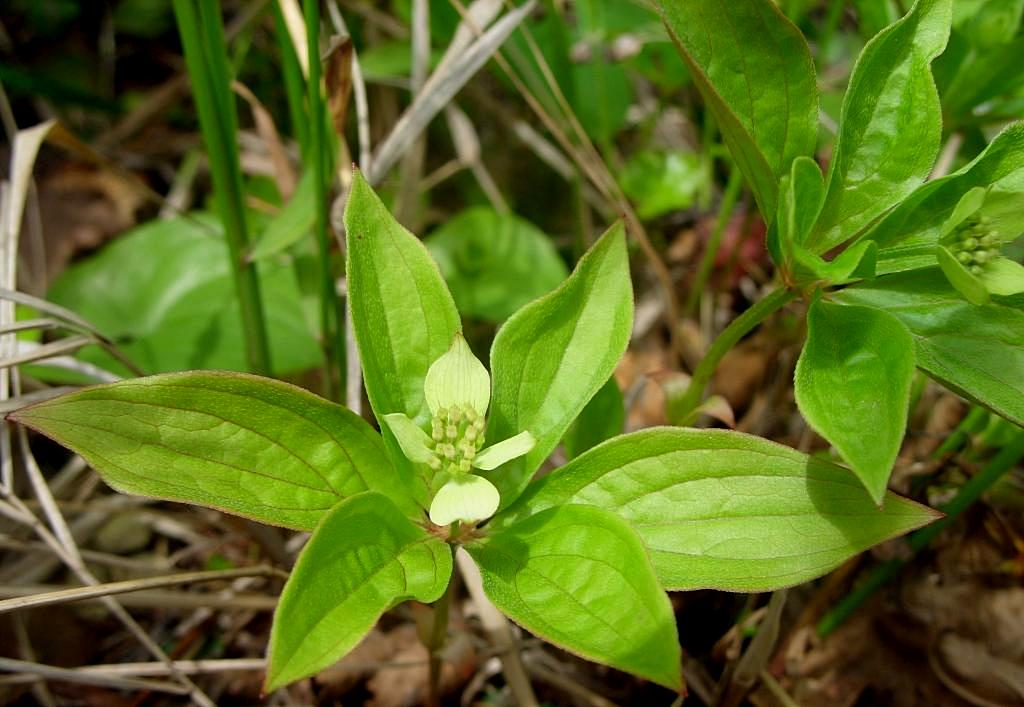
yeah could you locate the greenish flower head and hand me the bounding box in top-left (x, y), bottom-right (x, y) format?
top-left (936, 187), bottom-right (1024, 306)
top-left (383, 334), bottom-right (535, 527)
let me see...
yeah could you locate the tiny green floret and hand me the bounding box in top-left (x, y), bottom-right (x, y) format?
top-left (383, 334), bottom-right (535, 526)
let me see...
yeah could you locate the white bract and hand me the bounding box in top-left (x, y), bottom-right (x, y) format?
top-left (383, 334), bottom-right (535, 526)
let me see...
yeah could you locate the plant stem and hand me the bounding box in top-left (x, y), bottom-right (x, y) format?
top-left (272, 1), bottom-right (308, 156)
top-left (427, 535), bottom-right (458, 707)
top-left (303, 0), bottom-right (346, 400)
top-left (173, 0), bottom-right (271, 375)
top-left (669, 286), bottom-right (795, 424)
top-left (686, 167), bottom-right (743, 315)
top-left (816, 429), bottom-right (1024, 637)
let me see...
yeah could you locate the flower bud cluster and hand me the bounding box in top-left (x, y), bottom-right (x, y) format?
top-left (426, 406), bottom-right (486, 475)
top-left (950, 214), bottom-right (1000, 276)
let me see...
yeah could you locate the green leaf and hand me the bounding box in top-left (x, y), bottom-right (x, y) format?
top-left (467, 504), bottom-right (681, 690)
top-left (47, 214), bottom-right (321, 376)
top-left (658, 0), bottom-right (818, 219)
top-left (345, 172), bottom-right (460, 510)
top-left (496, 429), bottom-right (939, 591)
top-left (488, 222), bottom-right (633, 510)
top-left (8, 372), bottom-right (415, 528)
top-left (834, 268), bottom-right (1024, 427)
top-left (780, 156), bottom-right (827, 250)
top-left (865, 122), bottom-right (1024, 274)
top-left (619, 150), bottom-right (706, 220)
top-left (266, 493), bottom-right (452, 691)
top-left (571, 55), bottom-right (632, 144)
top-left (248, 170), bottom-right (316, 260)
top-left (426, 207), bottom-right (567, 322)
top-left (345, 171), bottom-right (461, 428)
top-left (939, 33), bottom-right (1024, 120)
top-left (795, 299), bottom-right (916, 503)
top-left (563, 375), bottom-right (625, 460)
top-left (812, 0), bottom-right (952, 252)
top-left (792, 240), bottom-right (878, 286)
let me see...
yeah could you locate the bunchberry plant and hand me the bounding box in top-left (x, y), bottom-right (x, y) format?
top-left (8, 171), bottom-right (938, 693)
top-left (660, 0), bottom-right (1024, 504)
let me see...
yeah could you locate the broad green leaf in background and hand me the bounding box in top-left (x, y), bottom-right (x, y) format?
top-left (266, 493), bottom-right (452, 691)
top-left (497, 429), bottom-right (940, 591)
top-left (466, 504), bottom-right (681, 690)
top-left (563, 375), bottom-right (625, 460)
top-left (952, 0), bottom-right (1024, 48)
top-left (488, 222), bottom-right (633, 509)
top-left (570, 55), bottom-right (631, 144)
top-left (937, 13), bottom-right (1024, 122)
top-left (795, 299), bottom-right (916, 503)
top-left (47, 214), bottom-right (321, 376)
top-left (619, 150), bottom-right (706, 220)
top-left (426, 207), bottom-right (568, 322)
top-left (862, 122), bottom-right (1024, 274)
top-left (345, 171), bottom-right (461, 427)
top-left (346, 173), bottom-right (461, 511)
top-left (659, 0), bottom-right (818, 219)
top-left (248, 170), bottom-right (315, 260)
top-left (812, 0), bottom-right (952, 252)
top-left (835, 268), bottom-right (1024, 427)
top-left (852, 0), bottom-right (900, 38)
top-left (8, 372), bottom-right (416, 528)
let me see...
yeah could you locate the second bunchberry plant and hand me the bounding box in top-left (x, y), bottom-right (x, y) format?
top-left (9, 171), bottom-right (937, 693)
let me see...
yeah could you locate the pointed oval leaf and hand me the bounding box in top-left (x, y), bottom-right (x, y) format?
top-left (345, 171), bottom-right (461, 427)
top-left (658, 0), bottom-right (818, 219)
top-left (496, 428), bottom-right (939, 592)
top-left (795, 299), bottom-right (916, 503)
top-left (488, 222), bottom-right (633, 509)
top-left (345, 172), bottom-right (461, 509)
top-left (266, 493), bottom-right (452, 691)
top-left (467, 504), bottom-right (681, 691)
top-left (834, 268), bottom-right (1024, 427)
top-left (812, 0), bottom-right (952, 251)
top-left (8, 371), bottom-right (414, 528)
